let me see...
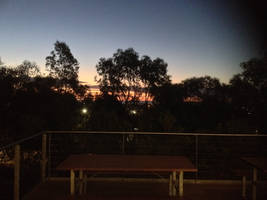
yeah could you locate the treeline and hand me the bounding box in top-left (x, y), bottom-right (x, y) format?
top-left (1, 41), bottom-right (267, 143)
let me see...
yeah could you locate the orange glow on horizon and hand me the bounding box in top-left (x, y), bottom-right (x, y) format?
top-left (89, 86), bottom-right (153, 102)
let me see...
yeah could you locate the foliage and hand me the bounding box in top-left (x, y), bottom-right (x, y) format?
top-left (152, 83), bottom-right (184, 108)
top-left (240, 57), bottom-right (267, 90)
top-left (139, 56), bottom-right (171, 101)
top-left (46, 41), bottom-right (79, 91)
top-left (96, 48), bottom-right (170, 103)
top-left (0, 60), bottom-right (82, 141)
top-left (1, 44), bottom-right (267, 142)
top-left (88, 94), bottom-right (131, 131)
top-left (16, 60), bottom-right (40, 78)
top-left (182, 76), bottom-right (222, 100)
top-left (229, 56), bottom-right (267, 132)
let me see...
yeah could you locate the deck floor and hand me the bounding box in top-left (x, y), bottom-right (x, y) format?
top-left (23, 179), bottom-right (267, 200)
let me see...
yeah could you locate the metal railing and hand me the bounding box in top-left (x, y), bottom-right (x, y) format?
top-left (1, 131), bottom-right (267, 200)
top-left (0, 132), bottom-right (44, 200)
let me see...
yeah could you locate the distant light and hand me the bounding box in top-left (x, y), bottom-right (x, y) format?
top-left (81, 108), bottom-right (88, 114)
top-left (130, 110), bottom-right (137, 115)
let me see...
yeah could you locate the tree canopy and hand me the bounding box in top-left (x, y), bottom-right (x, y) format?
top-left (182, 76), bottom-right (222, 100)
top-left (46, 41), bottom-right (79, 90)
top-left (229, 55), bottom-right (267, 132)
top-left (1, 42), bottom-right (267, 143)
top-left (96, 48), bottom-right (170, 102)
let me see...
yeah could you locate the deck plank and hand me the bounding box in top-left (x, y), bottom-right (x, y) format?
top-left (23, 179), bottom-right (267, 200)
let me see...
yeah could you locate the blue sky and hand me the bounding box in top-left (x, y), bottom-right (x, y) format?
top-left (0, 0), bottom-right (259, 84)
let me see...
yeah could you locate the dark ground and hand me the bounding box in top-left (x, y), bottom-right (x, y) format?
top-left (23, 179), bottom-right (267, 200)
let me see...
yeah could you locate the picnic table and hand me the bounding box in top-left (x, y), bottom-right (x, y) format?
top-left (57, 154), bottom-right (197, 197)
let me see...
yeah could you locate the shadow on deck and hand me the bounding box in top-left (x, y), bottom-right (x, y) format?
top-left (23, 179), bottom-right (267, 200)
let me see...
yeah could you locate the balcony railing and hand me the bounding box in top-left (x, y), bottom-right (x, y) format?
top-left (1, 131), bottom-right (267, 200)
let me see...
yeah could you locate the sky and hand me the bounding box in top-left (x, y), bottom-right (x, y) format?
top-left (0, 0), bottom-right (261, 85)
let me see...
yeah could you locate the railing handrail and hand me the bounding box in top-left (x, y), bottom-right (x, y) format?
top-left (1, 130), bottom-right (266, 150)
top-left (0, 131), bottom-right (44, 150)
top-left (44, 130), bottom-right (267, 137)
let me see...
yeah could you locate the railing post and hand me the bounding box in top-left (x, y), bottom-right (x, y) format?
top-left (14, 144), bottom-right (20, 200)
top-left (195, 135), bottom-right (198, 182)
top-left (41, 133), bottom-right (47, 182)
top-left (48, 134), bottom-right (51, 178)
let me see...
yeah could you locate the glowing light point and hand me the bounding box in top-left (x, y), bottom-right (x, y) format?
top-left (130, 110), bottom-right (137, 115)
top-left (81, 108), bottom-right (88, 114)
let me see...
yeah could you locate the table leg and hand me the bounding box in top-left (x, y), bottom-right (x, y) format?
top-left (252, 168), bottom-right (257, 200)
top-left (79, 170), bottom-right (84, 195)
top-left (70, 169), bottom-right (75, 195)
top-left (242, 175), bottom-right (246, 198)
top-left (169, 174), bottom-right (173, 196)
top-left (172, 171), bottom-right (177, 196)
top-left (83, 173), bottom-right (87, 194)
top-left (179, 171), bottom-right (184, 197)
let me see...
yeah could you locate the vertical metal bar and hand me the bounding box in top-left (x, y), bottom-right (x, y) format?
top-left (41, 134), bottom-right (47, 182)
top-left (179, 171), bottom-right (184, 197)
top-left (14, 144), bottom-right (20, 200)
top-left (195, 135), bottom-right (198, 182)
top-left (252, 168), bottom-right (257, 200)
top-left (70, 169), bottom-right (75, 195)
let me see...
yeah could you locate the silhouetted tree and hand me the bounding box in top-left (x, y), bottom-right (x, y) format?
top-left (16, 60), bottom-right (40, 77)
top-left (96, 48), bottom-right (141, 102)
top-left (140, 56), bottom-right (170, 101)
top-left (46, 41), bottom-right (79, 91)
top-left (229, 55), bottom-right (267, 132)
top-left (182, 76), bottom-right (222, 101)
top-left (240, 57), bottom-right (267, 90)
top-left (150, 83), bottom-right (185, 131)
top-left (14, 61), bottom-right (40, 89)
top-left (88, 94), bottom-right (130, 131)
top-left (180, 76), bottom-right (231, 132)
top-left (0, 59), bottom-right (83, 141)
top-left (152, 83), bottom-right (184, 108)
top-left (96, 48), bottom-right (170, 103)
top-left (0, 60), bottom-right (40, 102)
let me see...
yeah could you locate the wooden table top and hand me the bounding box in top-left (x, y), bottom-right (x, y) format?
top-left (242, 157), bottom-right (267, 172)
top-left (57, 154), bottom-right (197, 172)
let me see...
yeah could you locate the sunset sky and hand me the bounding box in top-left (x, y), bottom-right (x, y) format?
top-left (0, 0), bottom-right (260, 85)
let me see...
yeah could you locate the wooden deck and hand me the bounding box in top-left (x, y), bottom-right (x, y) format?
top-left (23, 179), bottom-right (267, 200)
